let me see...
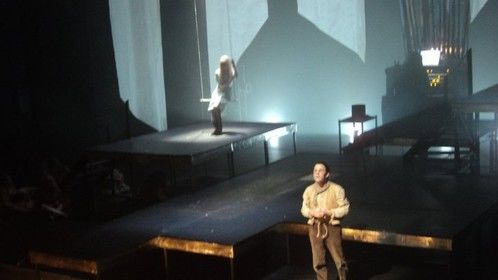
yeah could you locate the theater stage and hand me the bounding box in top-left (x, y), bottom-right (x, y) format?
top-left (26, 152), bottom-right (498, 279)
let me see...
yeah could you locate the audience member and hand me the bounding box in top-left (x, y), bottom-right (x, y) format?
top-left (112, 168), bottom-right (131, 195)
top-left (0, 173), bottom-right (35, 215)
top-left (38, 158), bottom-right (72, 218)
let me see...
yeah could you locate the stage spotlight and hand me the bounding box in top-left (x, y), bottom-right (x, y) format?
top-left (429, 146), bottom-right (454, 153)
top-left (263, 112), bottom-right (282, 123)
top-left (346, 123), bottom-right (361, 144)
top-left (420, 49), bottom-right (441, 67)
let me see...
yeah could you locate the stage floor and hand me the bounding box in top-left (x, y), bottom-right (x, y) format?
top-left (27, 152), bottom-right (498, 276)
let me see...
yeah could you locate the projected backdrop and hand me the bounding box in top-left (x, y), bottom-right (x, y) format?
top-left (206, 0), bottom-right (366, 92)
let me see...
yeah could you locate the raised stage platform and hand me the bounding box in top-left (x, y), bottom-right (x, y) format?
top-left (87, 121), bottom-right (297, 178)
top-left (24, 152), bottom-right (498, 279)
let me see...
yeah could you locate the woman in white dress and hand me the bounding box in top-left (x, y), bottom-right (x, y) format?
top-left (208, 55), bottom-right (237, 135)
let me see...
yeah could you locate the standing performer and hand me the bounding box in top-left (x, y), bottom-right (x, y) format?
top-left (301, 162), bottom-right (350, 280)
top-left (208, 55), bottom-right (237, 135)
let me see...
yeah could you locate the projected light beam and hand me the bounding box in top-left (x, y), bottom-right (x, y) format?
top-left (109, 0), bottom-right (167, 131)
top-left (471, 0), bottom-right (488, 22)
top-left (297, 0), bottom-right (366, 61)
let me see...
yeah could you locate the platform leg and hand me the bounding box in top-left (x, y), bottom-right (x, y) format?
top-left (230, 258), bottom-right (235, 280)
top-left (163, 249), bottom-right (169, 278)
top-left (264, 140), bottom-right (269, 165)
top-left (286, 233), bottom-right (291, 265)
top-left (293, 132), bottom-right (297, 155)
top-left (228, 149), bottom-right (235, 177)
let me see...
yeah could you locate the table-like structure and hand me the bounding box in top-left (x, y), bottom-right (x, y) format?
top-left (338, 114), bottom-right (378, 155)
top-left (87, 121), bottom-right (297, 180)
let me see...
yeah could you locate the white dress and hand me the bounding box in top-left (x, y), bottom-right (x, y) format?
top-left (208, 68), bottom-right (235, 111)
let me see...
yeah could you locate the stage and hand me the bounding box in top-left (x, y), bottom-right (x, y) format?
top-left (25, 151), bottom-right (498, 279)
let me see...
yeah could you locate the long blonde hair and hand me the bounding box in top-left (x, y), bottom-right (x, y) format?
top-left (218, 55), bottom-right (233, 88)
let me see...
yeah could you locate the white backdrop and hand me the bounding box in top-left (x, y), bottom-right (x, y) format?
top-left (109, 0), bottom-right (167, 131)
